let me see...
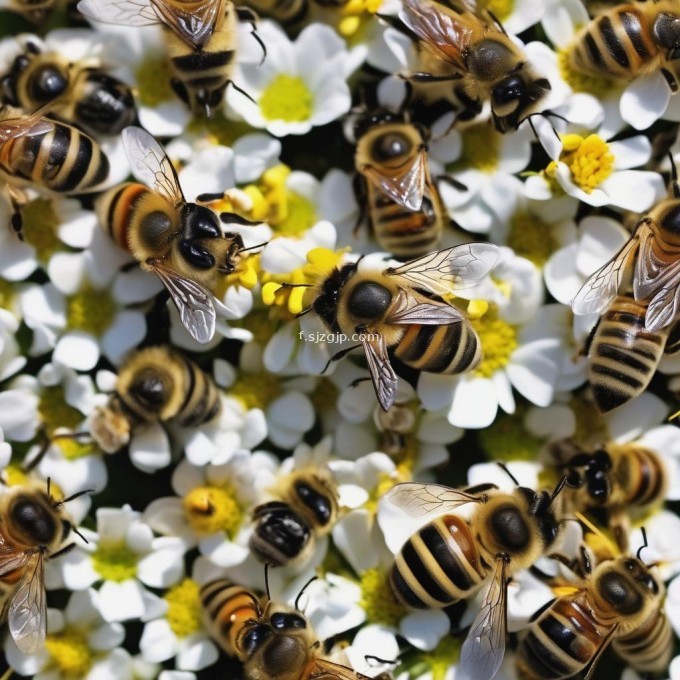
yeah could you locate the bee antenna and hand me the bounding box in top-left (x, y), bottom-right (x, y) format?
top-left (636, 526), bottom-right (649, 562)
top-left (294, 575), bottom-right (318, 611)
top-left (46, 477), bottom-right (51, 499)
top-left (70, 524), bottom-right (89, 545)
top-left (667, 151), bottom-right (680, 198)
top-left (54, 488), bottom-right (94, 508)
top-left (496, 462), bottom-right (520, 487)
top-left (486, 8), bottom-right (508, 35)
top-left (549, 475), bottom-right (568, 506)
top-left (264, 563), bottom-right (271, 604)
top-left (239, 241), bottom-right (268, 253)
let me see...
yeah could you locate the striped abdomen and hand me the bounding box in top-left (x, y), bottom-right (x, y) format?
top-left (517, 594), bottom-right (615, 679)
top-left (616, 446), bottom-right (667, 509)
top-left (369, 184), bottom-right (443, 259)
top-left (588, 295), bottom-right (668, 412)
top-left (200, 580), bottom-right (260, 659)
top-left (570, 6), bottom-right (660, 80)
top-left (389, 514), bottom-right (487, 609)
top-left (612, 610), bottom-right (673, 674)
top-left (0, 120), bottom-right (109, 193)
top-left (394, 318), bottom-right (481, 375)
top-left (172, 352), bottom-right (221, 427)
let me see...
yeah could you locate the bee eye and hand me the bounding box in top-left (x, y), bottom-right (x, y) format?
top-left (490, 504), bottom-right (529, 550)
top-left (600, 571), bottom-right (642, 614)
top-left (30, 65), bottom-right (68, 102)
top-left (243, 625), bottom-right (270, 655)
top-left (270, 613), bottom-right (306, 630)
top-left (372, 132), bottom-right (411, 161)
top-left (11, 499), bottom-right (56, 544)
top-left (348, 281), bottom-right (392, 321)
top-left (141, 211), bottom-right (173, 246)
top-left (662, 204), bottom-right (680, 235)
top-left (492, 76), bottom-right (525, 105)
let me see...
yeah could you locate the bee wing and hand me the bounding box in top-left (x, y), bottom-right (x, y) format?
top-left (151, 0), bottom-right (226, 50)
top-left (121, 126), bottom-right (184, 206)
top-left (398, 0), bottom-right (473, 72)
top-left (361, 334), bottom-right (398, 411)
top-left (362, 150), bottom-right (427, 211)
top-left (0, 115), bottom-right (53, 143)
top-left (571, 228), bottom-right (644, 316)
top-left (388, 288), bottom-right (466, 325)
top-left (459, 557), bottom-right (508, 680)
top-left (385, 482), bottom-right (488, 517)
top-left (387, 243), bottom-right (499, 296)
top-left (0, 546), bottom-right (33, 578)
top-left (153, 264), bottom-right (216, 344)
top-left (306, 658), bottom-right (377, 679)
top-left (8, 551), bottom-right (46, 655)
top-left (76, 0), bottom-right (160, 26)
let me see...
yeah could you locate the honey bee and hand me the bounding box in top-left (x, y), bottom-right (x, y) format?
top-left (349, 107), bottom-right (448, 259)
top-left (201, 577), bottom-right (392, 679)
top-left (390, 0), bottom-right (551, 132)
top-left (0, 480), bottom-right (89, 654)
top-left (516, 553), bottom-right (672, 679)
top-left (568, 1), bottom-right (680, 95)
top-left (308, 243), bottom-right (498, 411)
top-left (0, 36), bottom-right (137, 138)
top-left (547, 436), bottom-right (667, 551)
top-left (385, 479), bottom-right (566, 680)
top-left (90, 345), bottom-right (222, 453)
top-left (76, 0), bottom-right (263, 117)
top-left (572, 177), bottom-right (680, 333)
top-left (97, 126), bottom-right (257, 343)
top-left (0, 106), bottom-right (110, 237)
top-left (249, 466), bottom-right (339, 568)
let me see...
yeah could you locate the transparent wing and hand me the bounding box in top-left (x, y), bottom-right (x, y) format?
top-left (307, 658), bottom-right (377, 679)
top-left (0, 114), bottom-right (53, 143)
top-left (154, 264), bottom-right (216, 344)
top-left (0, 544), bottom-right (32, 578)
top-left (151, 0), bottom-right (226, 50)
top-left (571, 228), bottom-right (644, 316)
top-left (387, 243), bottom-right (499, 296)
top-left (645, 283), bottom-right (680, 332)
top-left (76, 0), bottom-right (159, 25)
top-left (121, 126), bottom-right (184, 206)
top-left (362, 150), bottom-right (426, 211)
top-left (460, 557), bottom-right (508, 680)
top-left (8, 552), bottom-right (46, 655)
top-left (398, 0), bottom-right (473, 71)
top-left (361, 334), bottom-right (398, 411)
top-left (385, 482), bottom-right (488, 517)
top-left (388, 288), bottom-right (465, 325)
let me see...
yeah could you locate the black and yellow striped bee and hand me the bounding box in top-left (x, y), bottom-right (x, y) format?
top-left (90, 345), bottom-right (221, 453)
top-left (76, 0), bottom-right (263, 117)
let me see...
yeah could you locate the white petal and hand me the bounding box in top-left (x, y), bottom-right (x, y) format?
top-left (53, 332), bottom-right (100, 371)
top-left (139, 619), bottom-right (178, 663)
top-left (400, 609), bottom-right (450, 650)
top-left (176, 635), bottom-right (220, 671)
top-left (449, 377), bottom-right (498, 429)
top-left (620, 73), bottom-right (671, 131)
top-left (98, 579), bottom-right (147, 622)
top-left (129, 423), bottom-right (172, 472)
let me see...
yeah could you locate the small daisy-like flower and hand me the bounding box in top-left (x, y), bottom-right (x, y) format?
top-left (5, 589), bottom-right (131, 680)
top-left (56, 505), bottom-right (184, 623)
top-left (227, 22), bottom-right (353, 136)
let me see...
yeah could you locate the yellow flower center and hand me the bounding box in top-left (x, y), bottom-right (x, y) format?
top-left (507, 212), bottom-right (558, 267)
top-left (359, 568), bottom-right (406, 627)
top-left (91, 542), bottom-right (138, 582)
top-left (421, 636), bottom-right (462, 680)
top-left (233, 308), bottom-right (277, 345)
top-left (0, 278), bottom-right (14, 310)
top-left (477, 0), bottom-right (513, 21)
top-left (66, 286), bottom-right (117, 337)
top-left (164, 578), bottom-right (203, 638)
top-left (457, 125), bottom-right (500, 173)
top-left (260, 75), bottom-right (313, 122)
top-left (557, 48), bottom-right (615, 96)
top-left (21, 198), bottom-right (60, 262)
top-left (135, 55), bottom-right (175, 106)
top-left (4, 465), bottom-right (28, 487)
top-left (477, 406), bottom-right (544, 462)
top-left (276, 191), bottom-right (317, 236)
top-left (188, 112), bottom-right (253, 147)
top-left (549, 133), bottom-right (614, 194)
top-left (182, 485), bottom-right (243, 537)
top-left (44, 630), bottom-right (92, 679)
top-left (39, 386), bottom-right (96, 459)
top-left (471, 306), bottom-right (517, 377)
top-left (364, 472), bottom-right (402, 514)
top-left (228, 372), bottom-right (282, 410)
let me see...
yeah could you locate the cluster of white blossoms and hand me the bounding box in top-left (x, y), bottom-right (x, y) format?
top-left (1, 0), bottom-right (680, 679)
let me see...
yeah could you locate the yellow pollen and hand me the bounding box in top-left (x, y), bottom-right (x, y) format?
top-left (458, 125), bottom-right (500, 173)
top-left (507, 212), bottom-right (558, 267)
top-left (276, 192), bottom-right (317, 236)
top-left (0, 278), bottom-right (14, 310)
top-left (422, 636), bottom-right (462, 680)
top-left (4, 465), bottom-right (27, 487)
top-left (260, 75), bottom-right (313, 122)
top-left (66, 286), bottom-right (117, 337)
top-left (359, 568), bottom-right (406, 627)
top-left (188, 112), bottom-right (252, 147)
top-left (228, 372), bottom-right (282, 410)
top-left (477, 405), bottom-right (544, 462)
top-left (39, 386), bottom-right (83, 434)
top-left (364, 472), bottom-right (401, 514)
top-left (223, 253), bottom-right (260, 291)
top-left (164, 578), bottom-right (203, 638)
top-left (477, 0), bottom-right (513, 21)
top-left (91, 542), bottom-right (138, 582)
top-left (135, 55), bottom-right (175, 106)
top-left (555, 134), bottom-right (614, 193)
top-left (471, 306), bottom-right (517, 377)
top-left (21, 198), bottom-right (60, 262)
top-left (233, 308), bottom-right (277, 345)
top-left (557, 48), bottom-right (616, 96)
top-left (183, 485), bottom-right (242, 537)
top-left (44, 630), bottom-right (92, 679)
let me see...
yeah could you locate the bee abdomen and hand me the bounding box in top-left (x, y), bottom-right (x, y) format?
top-left (394, 322), bottom-right (480, 374)
top-left (175, 353), bottom-right (222, 427)
top-left (389, 515), bottom-right (484, 609)
top-left (612, 611), bottom-right (673, 674)
top-left (571, 7), bottom-right (658, 79)
top-left (249, 501), bottom-right (312, 567)
top-left (97, 182), bottom-right (149, 253)
top-left (625, 447), bottom-right (667, 506)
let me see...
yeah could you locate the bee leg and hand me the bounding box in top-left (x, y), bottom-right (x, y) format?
top-left (220, 212), bottom-right (263, 227)
top-left (527, 597), bottom-right (557, 623)
top-left (320, 344), bottom-right (362, 374)
top-left (6, 185), bottom-right (27, 241)
top-left (402, 72), bottom-right (463, 83)
top-left (236, 7), bottom-right (267, 65)
top-left (349, 376), bottom-right (371, 388)
top-left (436, 174), bottom-right (467, 193)
top-left (609, 510), bottom-right (631, 554)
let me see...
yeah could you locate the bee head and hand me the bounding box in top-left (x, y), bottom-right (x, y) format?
top-left (10, 492), bottom-right (57, 546)
top-left (491, 69), bottom-right (551, 133)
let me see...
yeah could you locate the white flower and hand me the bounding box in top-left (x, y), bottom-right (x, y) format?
top-left (226, 22), bottom-right (353, 136)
